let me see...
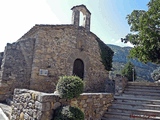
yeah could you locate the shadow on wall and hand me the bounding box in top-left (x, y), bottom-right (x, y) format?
top-left (105, 78), bottom-right (115, 93)
top-left (0, 52), bottom-right (4, 70)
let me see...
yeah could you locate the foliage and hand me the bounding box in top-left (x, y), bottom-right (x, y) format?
top-left (121, 62), bottom-right (136, 81)
top-left (122, 0), bottom-right (160, 64)
top-left (151, 67), bottom-right (160, 81)
top-left (56, 76), bottom-right (84, 99)
top-left (53, 105), bottom-right (84, 120)
top-left (96, 38), bottom-right (114, 71)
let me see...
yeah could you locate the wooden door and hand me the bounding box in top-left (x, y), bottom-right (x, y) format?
top-left (73, 59), bottom-right (84, 80)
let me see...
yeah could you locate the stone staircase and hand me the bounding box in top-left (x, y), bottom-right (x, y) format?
top-left (102, 82), bottom-right (160, 120)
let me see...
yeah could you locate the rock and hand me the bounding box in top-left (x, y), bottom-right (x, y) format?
top-left (0, 108), bottom-right (9, 120)
top-left (19, 112), bottom-right (24, 120)
top-left (0, 103), bottom-right (12, 120)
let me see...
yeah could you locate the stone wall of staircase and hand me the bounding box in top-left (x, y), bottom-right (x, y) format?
top-left (11, 89), bottom-right (113, 120)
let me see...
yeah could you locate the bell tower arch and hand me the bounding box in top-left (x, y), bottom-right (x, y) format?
top-left (71, 5), bottom-right (91, 31)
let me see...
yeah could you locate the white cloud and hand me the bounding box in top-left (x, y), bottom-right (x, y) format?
top-left (111, 39), bottom-right (134, 47)
top-left (0, 0), bottom-right (60, 52)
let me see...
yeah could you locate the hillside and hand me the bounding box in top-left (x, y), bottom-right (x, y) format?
top-left (107, 44), bottom-right (159, 82)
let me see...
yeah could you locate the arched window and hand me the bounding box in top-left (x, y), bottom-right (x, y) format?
top-left (73, 59), bottom-right (84, 80)
top-left (79, 11), bottom-right (84, 26)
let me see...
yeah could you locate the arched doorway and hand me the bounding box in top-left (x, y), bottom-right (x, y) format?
top-left (73, 59), bottom-right (84, 80)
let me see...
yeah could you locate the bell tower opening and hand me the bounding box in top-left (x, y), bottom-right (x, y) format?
top-left (79, 11), bottom-right (84, 26)
top-left (73, 59), bottom-right (84, 80)
top-left (71, 4), bottom-right (91, 31)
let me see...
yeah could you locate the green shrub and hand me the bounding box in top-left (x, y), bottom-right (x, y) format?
top-left (96, 38), bottom-right (114, 71)
top-left (53, 105), bottom-right (84, 120)
top-left (56, 76), bottom-right (84, 99)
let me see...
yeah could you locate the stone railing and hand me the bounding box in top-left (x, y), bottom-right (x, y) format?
top-left (11, 89), bottom-right (113, 120)
top-left (108, 73), bottom-right (128, 95)
top-left (114, 74), bottom-right (128, 95)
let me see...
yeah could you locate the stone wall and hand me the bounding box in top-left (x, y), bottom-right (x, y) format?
top-left (0, 38), bottom-right (35, 98)
top-left (27, 25), bottom-right (108, 93)
top-left (11, 89), bottom-right (113, 120)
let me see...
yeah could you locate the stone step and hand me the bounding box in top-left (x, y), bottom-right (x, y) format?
top-left (113, 100), bottom-right (160, 107)
top-left (126, 85), bottom-right (160, 90)
top-left (101, 116), bottom-right (129, 120)
top-left (101, 117), bottom-right (120, 120)
top-left (124, 88), bottom-right (160, 93)
top-left (127, 82), bottom-right (160, 86)
top-left (108, 107), bottom-right (160, 117)
top-left (103, 112), bottom-right (160, 120)
top-left (114, 96), bottom-right (160, 105)
top-left (123, 91), bottom-right (160, 96)
top-left (103, 112), bottom-right (133, 120)
top-left (121, 94), bottom-right (160, 100)
top-left (115, 99), bottom-right (160, 105)
top-left (111, 103), bottom-right (160, 111)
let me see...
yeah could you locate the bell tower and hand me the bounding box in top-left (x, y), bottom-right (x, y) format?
top-left (71, 5), bottom-right (91, 31)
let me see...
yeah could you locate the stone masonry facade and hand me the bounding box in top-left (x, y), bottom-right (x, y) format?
top-left (11, 89), bottom-right (113, 120)
top-left (27, 25), bottom-right (108, 93)
top-left (0, 5), bottom-right (111, 101)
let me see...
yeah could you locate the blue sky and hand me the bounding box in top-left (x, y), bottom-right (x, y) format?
top-left (0, 0), bottom-right (149, 52)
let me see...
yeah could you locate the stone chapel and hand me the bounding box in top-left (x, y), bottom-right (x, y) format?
top-left (0, 5), bottom-right (113, 100)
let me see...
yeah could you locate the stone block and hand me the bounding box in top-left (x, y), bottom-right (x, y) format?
top-left (37, 93), bottom-right (56, 102)
top-left (19, 112), bottom-right (24, 120)
top-left (36, 111), bottom-right (42, 120)
top-left (35, 101), bottom-right (51, 111)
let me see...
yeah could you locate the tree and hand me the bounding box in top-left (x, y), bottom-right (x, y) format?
top-left (121, 62), bottom-right (136, 81)
top-left (122, 0), bottom-right (160, 64)
top-left (151, 67), bottom-right (160, 81)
